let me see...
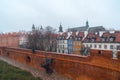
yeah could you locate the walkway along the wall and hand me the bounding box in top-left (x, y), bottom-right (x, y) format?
top-left (0, 47), bottom-right (120, 80)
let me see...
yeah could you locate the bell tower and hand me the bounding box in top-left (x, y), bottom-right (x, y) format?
top-left (59, 23), bottom-right (63, 32)
top-left (86, 21), bottom-right (89, 28)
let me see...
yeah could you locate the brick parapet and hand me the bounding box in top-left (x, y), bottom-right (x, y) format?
top-left (0, 47), bottom-right (120, 80)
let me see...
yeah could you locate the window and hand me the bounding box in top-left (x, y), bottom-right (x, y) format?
top-left (99, 45), bottom-right (101, 48)
top-left (62, 36), bottom-right (65, 40)
top-left (110, 37), bottom-right (115, 42)
top-left (70, 36), bottom-right (72, 39)
top-left (90, 45), bottom-right (92, 48)
top-left (74, 42), bottom-right (75, 45)
top-left (61, 45), bottom-right (62, 48)
top-left (59, 50), bottom-right (60, 53)
top-left (110, 45), bottom-right (113, 49)
top-left (102, 38), bottom-right (105, 42)
top-left (94, 45), bottom-right (97, 48)
top-left (86, 38), bottom-right (90, 42)
top-left (63, 45), bottom-right (64, 48)
top-left (92, 38), bottom-right (96, 42)
top-left (75, 37), bottom-right (77, 40)
top-left (62, 50), bottom-right (64, 53)
top-left (117, 46), bottom-right (120, 50)
top-left (102, 37), bottom-right (107, 42)
top-left (92, 39), bottom-right (95, 42)
top-left (104, 45), bottom-right (107, 49)
top-left (86, 44), bottom-right (88, 47)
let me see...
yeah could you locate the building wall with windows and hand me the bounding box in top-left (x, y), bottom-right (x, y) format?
top-left (57, 32), bottom-right (68, 54)
top-left (73, 41), bottom-right (82, 55)
top-left (73, 32), bottom-right (85, 55)
top-left (68, 39), bottom-right (73, 54)
top-left (0, 32), bottom-right (27, 47)
top-left (83, 31), bottom-right (120, 53)
top-left (83, 43), bottom-right (120, 51)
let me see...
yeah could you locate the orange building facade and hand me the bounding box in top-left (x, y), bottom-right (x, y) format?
top-left (0, 32), bottom-right (27, 47)
top-left (73, 32), bottom-right (84, 55)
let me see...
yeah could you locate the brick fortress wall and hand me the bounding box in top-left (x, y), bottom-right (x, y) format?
top-left (0, 47), bottom-right (120, 80)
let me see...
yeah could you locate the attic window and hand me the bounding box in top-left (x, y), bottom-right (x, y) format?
top-left (78, 37), bottom-right (81, 40)
top-left (75, 37), bottom-right (77, 40)
top-left (91, 37), bottom-right (96, 42)
top-left (109, 36), bottom-right (115, 42)
top-left (102, 36), bottom-right (107, 42)
top-left (70, 36), bottom-right (72, 39)
top-left (86, 38), bottom-right (90, 42)
top-left (76, 36), bottom-right (80, 41)
top-left (59, 37), bottom-right (61, 40)
top-left (62, 36), bottom-right (64, 40)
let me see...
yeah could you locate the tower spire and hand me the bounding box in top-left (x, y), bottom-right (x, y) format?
top-left (59, 23), bottom-right (63, 32)
top-left (86, 21), bottom-right (89, 28)
top-left (32, 24), bottom-right (35, 31)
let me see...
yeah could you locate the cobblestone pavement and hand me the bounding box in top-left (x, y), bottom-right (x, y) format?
top-left (0, 56), bottom-right (73, 80)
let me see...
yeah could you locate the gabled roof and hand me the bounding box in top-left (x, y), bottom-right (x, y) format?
top-left (88, 26), bottom-right (106, 33)
top-left (83, 31), bottom-right (120, 43)
top-left (84, 32), bottom-right (100, 42)
top-left (114, 31), bottom-right (120, 42)
top-left (68, 26), bottom-right (88, 32)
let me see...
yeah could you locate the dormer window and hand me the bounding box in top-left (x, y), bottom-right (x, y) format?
top-left (62, 36), bottom-right (64, 40)
top-left (75, 37), bottom-right (77, 40)
top-left (102, 36), bottom-right (107, 42)
top-left (92, 39), bottom-right (95, 42)
top-left (86, 38), bottom-right (90, 42)
top-left (91, 37), bottom-right (96, 42)
top-left (69, 36), bottom-right (72, 39)
top-left (75, 36), bottom-right (81, 41)
top-left (109, 36), bottom-right (115, 42)
top-left (59, 37), bottom-right (61, 40)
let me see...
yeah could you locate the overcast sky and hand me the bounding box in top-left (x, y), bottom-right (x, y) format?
top-left (0, 0), bottom-right (120, 32)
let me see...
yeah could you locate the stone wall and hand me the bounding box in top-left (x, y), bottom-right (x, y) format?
top-left (0, 47), bottom-right (120, 80)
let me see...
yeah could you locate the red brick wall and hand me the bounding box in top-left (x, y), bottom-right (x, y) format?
top-left (0, 47), bottom-right (120, 80)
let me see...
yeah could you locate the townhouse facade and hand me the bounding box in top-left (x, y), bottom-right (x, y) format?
top-left (57, 30), bottom-right (120, 58)
top-left (0, 32), bottom-right (27, 47)
top-left (83, 31), bottom-right (120, 55)
top-left (57, 32), bottom-right (68, 54)
top-left (68, 35), bottom-right (73, 54)
top-left (73, 32), bottom-right (84, 55)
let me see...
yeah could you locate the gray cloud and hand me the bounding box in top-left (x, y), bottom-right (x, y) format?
top-left (0, 0), bottom-right (120, 32)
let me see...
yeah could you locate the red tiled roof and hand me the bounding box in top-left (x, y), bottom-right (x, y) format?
top-left (114, 31), bottom-right (120, 42)
top-left (83, 31), bottom-right (120, 43)
top-left (78, 32), bottom-right (84, 37)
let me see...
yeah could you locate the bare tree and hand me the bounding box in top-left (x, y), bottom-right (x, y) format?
top-left (26, 25), bottom-right (57, 52)
top-left (43, 26), bottom-right (57, 51)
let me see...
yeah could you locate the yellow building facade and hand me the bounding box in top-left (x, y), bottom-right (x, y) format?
top-left (73, 41), bottom-right (82, 55)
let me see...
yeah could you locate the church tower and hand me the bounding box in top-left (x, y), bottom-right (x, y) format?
top-left (32, 24), bottom-right (35, 31)
top-left (86, 21), bottom-right (89, 28)
top-left (59, 23), bottom-right (63, 32)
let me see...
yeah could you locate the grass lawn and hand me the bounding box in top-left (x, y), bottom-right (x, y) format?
top-left (0, 60), bottom-right (42, 80)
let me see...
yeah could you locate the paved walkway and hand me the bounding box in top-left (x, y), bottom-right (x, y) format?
top-left (0, 55), bottom-right (72, 80)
